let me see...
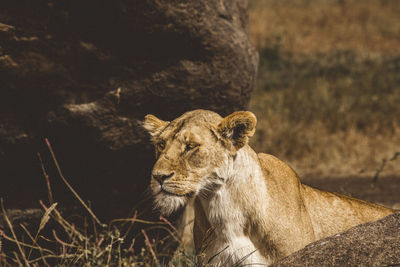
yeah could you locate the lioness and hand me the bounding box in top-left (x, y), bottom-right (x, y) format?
top-left (143, 109), bottom-right (395, 265)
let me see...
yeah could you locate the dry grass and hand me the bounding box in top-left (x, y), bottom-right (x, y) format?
top-left (249, 0), bottom-right (400, 54)
top-left (0, 202), bottom-right (189, 266)
top-left (248, 0), bottom-right (400, 177)
top-left (0, 141), bottom-right (193, 266)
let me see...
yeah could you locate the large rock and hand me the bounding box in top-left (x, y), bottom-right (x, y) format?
top-left (0, 0), bottom-right (258, 221)
top-left (272, 212), bottom-right (400, 267)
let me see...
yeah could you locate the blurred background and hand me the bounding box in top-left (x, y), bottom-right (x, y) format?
top-left (248, 0), bottom-right (400, 178)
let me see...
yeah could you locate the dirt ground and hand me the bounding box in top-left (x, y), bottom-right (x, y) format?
top-left (302, 175), bottom-right (400, 209)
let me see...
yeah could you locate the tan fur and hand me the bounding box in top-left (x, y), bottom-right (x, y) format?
top-left (143, 109), bottom-right (395, 265)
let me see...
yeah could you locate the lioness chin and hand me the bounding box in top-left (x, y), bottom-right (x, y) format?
top-left (143, 109), bottom-right (395, 266)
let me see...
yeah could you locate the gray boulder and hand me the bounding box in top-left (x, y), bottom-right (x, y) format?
top-left (272, 212), bottom-right (400, 267)
top-left (0, 0), bottom-right (258, 221)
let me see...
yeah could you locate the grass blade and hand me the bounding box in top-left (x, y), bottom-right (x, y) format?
top-left (0, 198), bottom-right (29, 267)
top-left (45, 138), bottom-right (105, 228)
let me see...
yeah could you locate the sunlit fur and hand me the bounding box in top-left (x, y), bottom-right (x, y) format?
top-left (143, 109), bottom-right (395, 266)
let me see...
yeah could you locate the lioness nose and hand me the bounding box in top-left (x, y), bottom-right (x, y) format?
top-left (152, 172), bottom-right (175, 185)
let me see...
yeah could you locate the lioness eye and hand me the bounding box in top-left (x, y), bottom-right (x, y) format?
top-left (185, 143), bottom-right (198, 151)
top-left (157, 141), bottom-right (165, 151)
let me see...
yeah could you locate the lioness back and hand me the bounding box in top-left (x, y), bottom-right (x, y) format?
top-left (258, 152), bottom-right (395, 242)
top-left (301, 184), bottom-right (394, 240)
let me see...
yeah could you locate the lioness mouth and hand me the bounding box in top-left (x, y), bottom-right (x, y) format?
top-left (161, 188), bottom-right (194, 198)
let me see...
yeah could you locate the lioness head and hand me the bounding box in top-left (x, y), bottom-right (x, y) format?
top-left (143, 109), bottom-right (257, 215)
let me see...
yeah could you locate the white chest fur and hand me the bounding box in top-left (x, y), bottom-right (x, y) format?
top-left (200, 190), bottom-right (269, 265)
top-left (199, 149), bottom-right (271, 265)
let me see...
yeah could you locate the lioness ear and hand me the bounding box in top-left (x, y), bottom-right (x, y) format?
top-left (217, 111), bottom-right (257, 151)
top-left (143, 114), bottom-right (169, 138)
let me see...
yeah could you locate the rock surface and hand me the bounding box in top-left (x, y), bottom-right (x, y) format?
top-left (272, 212), bottom-right (400, 267)
top-left (0, 0), bottom-right (258, 221)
